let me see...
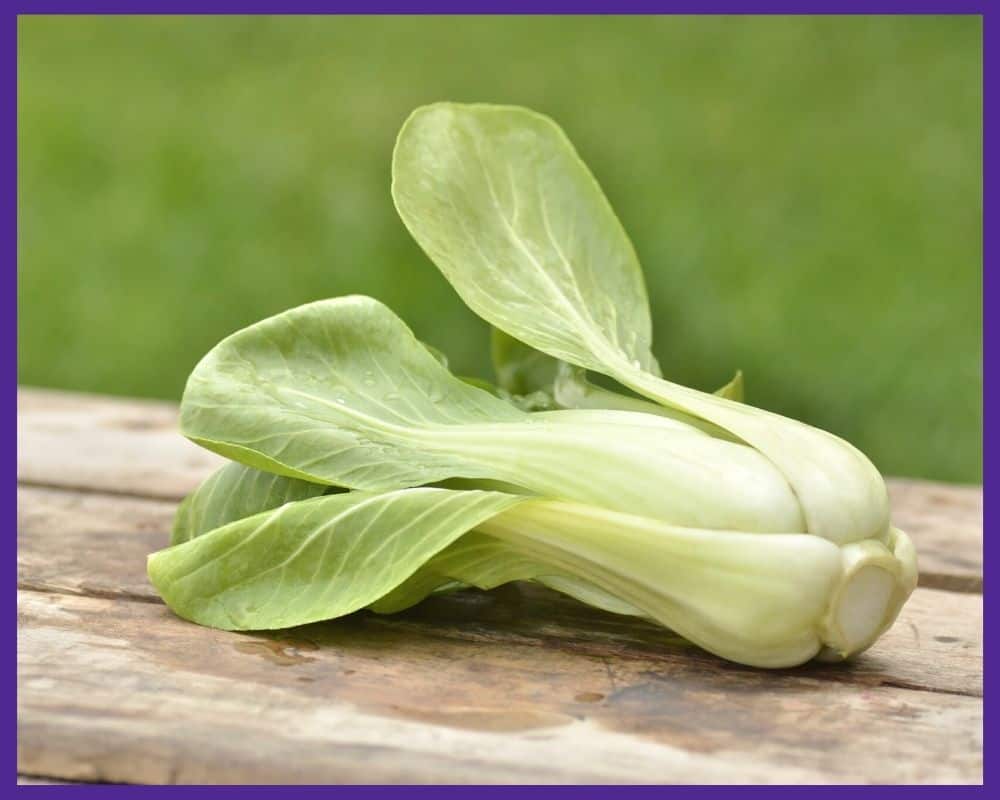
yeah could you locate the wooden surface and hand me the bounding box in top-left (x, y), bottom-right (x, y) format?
top-left (16, 387), bottom-right (984, 785)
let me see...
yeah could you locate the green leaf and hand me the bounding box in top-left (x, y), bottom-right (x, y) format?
top-left (420, 341), bottom-right (450, 369)
top-left (393, 102), bottom-right (661, 377)
top-left (370, 529), bottom-right (644, 618)
top-left (148, 487), bottom-right (523, 630)
top-left (180, 296), bottom-right (806, 533)
top-left (172, 462), bottom-right (330, 546)
top-left (714, 370), bottom-right (744, 402)
top-left (392, 102), bottom-right (888, 545)
top-left (181, 294), bottom-right (524, 490)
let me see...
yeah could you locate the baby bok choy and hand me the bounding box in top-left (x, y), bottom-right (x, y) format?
top-left (147, 102), bottom-right (917, 669)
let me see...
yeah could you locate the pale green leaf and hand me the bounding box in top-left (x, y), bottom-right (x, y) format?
top-left (179, 297), bottom-right (806, 533)
top-left (149, 487), bottom-right (523, 630)
top-left (714, 370), bottom-right (744, 402)
top-left (392, 102), bottom-right (661, 376)
top-left (181, 294), bottom-right (523, 490)
top-left (370, 529), bottom-right (644, 618)
top-left (172, 462), bottom-right (329, 546)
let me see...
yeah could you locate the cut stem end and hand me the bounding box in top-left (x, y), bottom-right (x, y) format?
top-left (817, 529), bottom-right (917, 662)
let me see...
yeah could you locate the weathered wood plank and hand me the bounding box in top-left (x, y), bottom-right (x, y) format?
top-left (17, 387), bottom-right (982, 591)
top-left (16, 385), bottom-right (984, 784)
top-left (18, 486), bottom-right (173, 602)
top-left (887, 478), bottom-right (982, 592)
top-left (17, 590), bottom-right (981, 784)
top-left (17, 776), bottom-right (79, 785)
top-left (17, 387), bottom-right (224, 500)
top-left (16, 481), bottom-right (982, 698)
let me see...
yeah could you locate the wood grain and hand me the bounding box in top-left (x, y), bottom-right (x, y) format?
top-left (17, 590), bottom-right (982, 784)
top-left (16, 387), bottom-right (985, 592)
top-left (17, 387), bottom-right (224, 500)
top-left (887, 478), bottom-right (982, 592)
top-left (17, 484), bottom-right (983, 698)
top-left (18, 486), bottom-right (173, 602)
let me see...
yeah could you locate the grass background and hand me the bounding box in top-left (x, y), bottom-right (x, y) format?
top-left (18, 15), bottom-right (982, 482)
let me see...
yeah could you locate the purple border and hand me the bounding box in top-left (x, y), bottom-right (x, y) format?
top-left (12, 3), bottom-right (988, 793)
top-left (981, 5), bottom-right (990, 791)
top-left (11, 3), bottom-right (19, 791)
top-left (8, 790), bottom-right (992, 795)
top-left (8, 2), bottom-right (994, 13)
top-left (7, 787), bottom-right (992, 794)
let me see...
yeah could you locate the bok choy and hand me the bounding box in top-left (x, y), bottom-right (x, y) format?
top-left (148, 102), bottom-right (917, 669)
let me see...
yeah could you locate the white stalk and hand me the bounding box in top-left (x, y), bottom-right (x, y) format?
top-left (477, 500), bottom-right (918, 668)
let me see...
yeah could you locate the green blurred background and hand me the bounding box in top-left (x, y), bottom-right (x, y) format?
top-left (18, 15), bottom-right (981, 482)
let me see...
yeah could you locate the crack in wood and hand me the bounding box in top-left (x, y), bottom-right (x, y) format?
top-left (17, 580), bottom-right (165, 606)
top-left (917, 572), bottom-right (982, 594)
top-left (17, 478), bottom-right (188, 504)
top-left (876, 678), bottom-right (981, 699)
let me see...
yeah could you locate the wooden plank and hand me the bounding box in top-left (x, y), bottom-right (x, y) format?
top-left (17, 387), bottom-right (224, 500)
top-left (18, 486), bottom-right (173, 602)
top-left (887, 478), bottom-right (983, 592)
top-left (16, 386), bottom-right (984, 785)
top-left (16, 387), bottom-right (983, 591)
top-left (18, 776), bottom-right (79, 785)
top-left (17, 590), bottom-right (981, 784)
top-left (17, 483), bottom-right (982, 698)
